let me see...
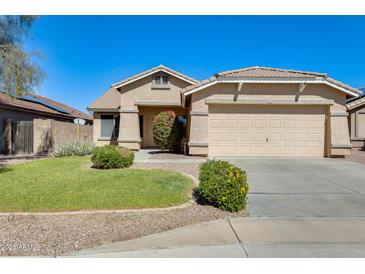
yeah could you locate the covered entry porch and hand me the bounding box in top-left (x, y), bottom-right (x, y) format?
top-left (138, 106), bottom-right (188, 148)
top-left (118, 104), bottom-right (188, 150)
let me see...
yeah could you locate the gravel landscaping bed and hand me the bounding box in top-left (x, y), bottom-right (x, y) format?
top-left (0, 204), bottom-right (247, 256)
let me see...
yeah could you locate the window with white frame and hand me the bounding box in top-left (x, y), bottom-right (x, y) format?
top-left (153, 75), bottom-right (169, 86)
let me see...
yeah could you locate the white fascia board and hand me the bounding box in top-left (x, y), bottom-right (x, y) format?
top-left (113, 69), bottom-right (196, 89)
top-left (183, 81), bottom-right (218, 96)
top-left (183, 78), bottom-right (360, 98)
top-left (323, 80), bottom-right (360, 97)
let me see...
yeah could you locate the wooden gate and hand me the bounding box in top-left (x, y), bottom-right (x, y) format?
top-left (11, 121), bottom-right (34, 154)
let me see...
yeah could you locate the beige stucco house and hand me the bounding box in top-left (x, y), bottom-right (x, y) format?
top-left (347, 93), bottom-right (365, 148)
top-left (88, 65), bottom-right (362, 157)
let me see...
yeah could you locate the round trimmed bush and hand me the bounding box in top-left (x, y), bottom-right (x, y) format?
top-left (152, 111), bottom-right (184, 152)
top-left (198, 160), bottom-right (249, 212)
top-left (91, 145), bottom-right (134, 169)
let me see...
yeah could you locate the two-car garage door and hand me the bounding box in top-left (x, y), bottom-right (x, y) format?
top-left (208, 105), bottom-right (326, 157)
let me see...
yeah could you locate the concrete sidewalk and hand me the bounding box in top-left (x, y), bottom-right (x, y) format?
top-left (69, 217), bottom-right (365, 258)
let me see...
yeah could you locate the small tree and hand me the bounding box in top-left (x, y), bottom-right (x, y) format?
top-left (0, 16), bottom-right (45, 96)
top-left (152, 111), bottom-right (184, 151)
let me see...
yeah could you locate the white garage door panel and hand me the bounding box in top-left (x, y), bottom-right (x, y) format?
top-left (208, 106), bottom-right (326, 157)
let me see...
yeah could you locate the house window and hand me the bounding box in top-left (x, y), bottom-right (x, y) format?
top-left (153, 75), bottom-right (169, 86)
top-left (100, 115), bottom-right (119, 138)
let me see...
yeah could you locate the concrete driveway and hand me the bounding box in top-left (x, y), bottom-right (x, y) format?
top-left (226, 158), bottom-right (365, 218)
top-left (69, 157), bottom-right (365, 257)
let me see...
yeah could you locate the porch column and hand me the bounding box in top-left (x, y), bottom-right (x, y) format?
top-left (118, 108), bottom-right (141, 150)
top-left (188, 111), bottom-right (209, 155)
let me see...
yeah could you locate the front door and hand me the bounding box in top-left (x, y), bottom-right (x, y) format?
top-left (143, 114), bottom-right (156, 147)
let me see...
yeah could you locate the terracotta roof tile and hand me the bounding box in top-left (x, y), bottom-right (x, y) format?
top-left (216, 66), bottom-right (327, 78)
top-left (181, 76), bottom-right (217, 93)
top-left (326, 77), bottom-right (362, 96)
top-left (347, 94), bottom-right (365, 110)
top-left (182, 66), bottom-right (362, 95)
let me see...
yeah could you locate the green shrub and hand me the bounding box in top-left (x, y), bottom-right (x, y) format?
top-left (54, 141), bottom-right (94, 157)
top-left (169, 117), bottom-right (185, 152)
top-left (91, 145), bottom-right (134, 169)
top-left (152, 111), bottom-right (184, 152)
top-left (198, 160), bottom-right (249, 212)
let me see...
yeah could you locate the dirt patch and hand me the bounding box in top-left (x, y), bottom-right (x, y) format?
top-left (133, 162), bottom-right (200, 179)
top-left (0, 155), bottom-right (48, 167)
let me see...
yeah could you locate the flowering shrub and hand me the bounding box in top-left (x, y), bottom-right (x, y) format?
top-left (198, 159), bottom-right (249, 212)
top-left (152, 111), bottom-right (184, 151)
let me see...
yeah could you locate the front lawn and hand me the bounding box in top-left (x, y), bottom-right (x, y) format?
top-left (0, 156), bottom-right (193, 212)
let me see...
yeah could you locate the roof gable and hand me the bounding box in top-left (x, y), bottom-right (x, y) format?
top-left (112, 65), bottom-right (197, 89)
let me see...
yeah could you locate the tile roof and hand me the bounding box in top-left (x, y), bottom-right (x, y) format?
top-left (111, 65), bottom-right (198, 88)
top-left (347, 94), bottom-right (365, 110)
top-left (326, 77), bottom-right (362, 96)
top-left (216, 66), bottom-right (327, 78)
top-left (0, 92), bottom-right (92, 122)
top-left (182, 66), bottom-right (362, 95)
top-left (181, 76), bottom-right (217, 93)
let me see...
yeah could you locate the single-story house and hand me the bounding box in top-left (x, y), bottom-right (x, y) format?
top-left (0, 92), bottom-right (92, 153)
top-left (347, 89), bottom-right (365, 148)
top-left (88, 65), bottom-right (362, 157)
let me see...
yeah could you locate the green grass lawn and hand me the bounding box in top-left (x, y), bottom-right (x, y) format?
top-left (0, 156), bottom-right (193, 212)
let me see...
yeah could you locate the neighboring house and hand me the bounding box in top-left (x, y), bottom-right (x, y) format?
top-left (0, 92), bottom-right (92, 153)
top-left (347, 88), bottom-right (365, 148)
top-left (88, 65), bottom-right (362, 157)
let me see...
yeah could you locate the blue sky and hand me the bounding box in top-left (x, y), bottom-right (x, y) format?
top-left (25, 16), bottom-right (365, 113)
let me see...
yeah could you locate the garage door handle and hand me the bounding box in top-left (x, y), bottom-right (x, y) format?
top-left (266, 137), bottom-right (268, 143)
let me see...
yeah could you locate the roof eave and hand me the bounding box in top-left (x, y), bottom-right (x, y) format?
top-left (0, 102), bottom-right (92, 122)
top-left (87, 107), bottom-right (120, 112)
top-left (182, 78), bottom-right (361, 98)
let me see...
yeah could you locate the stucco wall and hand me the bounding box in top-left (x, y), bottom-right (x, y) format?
top-left (117, 72), bottom-right (191, 150)
top-left (93, 112), bottom-right (119, 146)
top-left (348, 105), bottom-right (365, 148)
top-left (120, 72), bottom-right (191, 109)
top-left (188, 83), bottom-right (349, 156)
top-left (34, 119), bottom-right (93, 154)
